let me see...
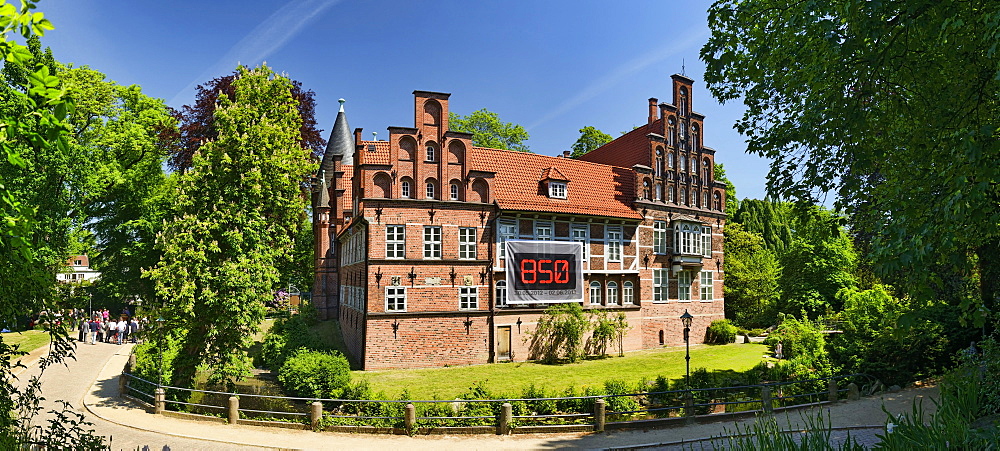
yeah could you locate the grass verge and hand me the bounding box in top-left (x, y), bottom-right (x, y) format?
top-left (1, 329), bottom-right (52, 355)
top-left (355, 343), bottom-right (767, 399)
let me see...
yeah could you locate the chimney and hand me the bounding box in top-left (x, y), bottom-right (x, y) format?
top-left (562, 150), bottom-right (571, 158)
top-left (648, 98), bottom-right (659, 123)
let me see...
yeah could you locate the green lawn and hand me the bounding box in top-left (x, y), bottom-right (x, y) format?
top-left (355, 343), bottom-right (768, 399)
top-left (1, 329), bottom-right (52, 354)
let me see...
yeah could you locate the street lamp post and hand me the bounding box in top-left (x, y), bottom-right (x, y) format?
top-left (680, 309), bottom-right (693, 389)
top-left (155, 315), bottom-right (165, 386)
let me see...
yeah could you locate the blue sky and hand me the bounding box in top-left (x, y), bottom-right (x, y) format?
top-left (42, 0), bottom-right (772, 201)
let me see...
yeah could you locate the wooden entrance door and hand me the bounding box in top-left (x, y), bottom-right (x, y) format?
top-left (498, 326), bottom-right (511, 360)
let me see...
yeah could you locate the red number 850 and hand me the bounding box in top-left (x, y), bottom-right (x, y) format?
top-left (520, 259), bottom-right (570, 284)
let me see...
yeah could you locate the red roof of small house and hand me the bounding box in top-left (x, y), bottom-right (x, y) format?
top-left (66, 255), bottom-right (89, 267)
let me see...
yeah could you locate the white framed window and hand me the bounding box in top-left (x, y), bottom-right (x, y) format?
top-left (386, 287), bottom-right (406, 312)
top-left (401, 181), bottom-right (411, 198)
top-left (680, 188), bottom-right (687, 205)
top-left (572, 225), bottom-right (588, 261)
top-left (623, 281), bottom-right (634, 304)
top-left (702, 226), bottom-right (713, 257)
top-left (459, 286), bottom-right (478, 310)
top-left (668, 152), bottom-right (675, 168)
top-left (450, 183), bottom-right (459, 200)
top-left (423, 226), bottom-right (441, 259)
top-left (674, 223), bottom-right (702, 255)
top-left (459, 227), bottom-right (477, 259)
top-left (386, 225), bottom-right (405, 259)
top-left (548, 181), bottom-right (567, 199)
top-left (495, 280), bottom-right (507, 307)
top-left (702, 191), bottom-right (709, 209)
top-left (656, 150), bottom-right (664, 177)
top-left (700, 271), bottom-right (714, 301)
top-left (653, 220), bottom-right (668, 254)
top-left (426, 145), bottom-right (435, 162)
top-left (607, 281), bottom-right (619, 305)
top-left (668, 185), bottom-right (675, 203)
top-left (655, 184), bottom-right (662, 201)
top-left (607, 227), bottom-right (622, 262)
top-left (497, 220), bottom-right (516, 260)
top-left (692, 157), bottom-right (698, 174)
top-left (653, 269), bottom-right (669, 302)
top-left (678, 270), bottom-right (692, 301)
top-left (589, 281), bottom-right (602, 305)
top-left (426, 181), bottom-right (436, 199)
top-left (680, 155), bottom-right (687, 171)
top-left (535, 221), bottom-right (553, 241)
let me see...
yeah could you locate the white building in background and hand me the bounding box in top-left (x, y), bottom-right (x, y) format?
top-left (58, 255), bottom-right (101, 283)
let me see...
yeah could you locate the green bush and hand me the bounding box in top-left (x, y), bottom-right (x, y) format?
top-left (527, 303), bottom-right (590, 363)
top-left (258, 332), bottom-right (287, 369)
top-left (257, 312), bottom-right (329, 371)
top-left (603, 379), bottom-right (640, 415)
top-left (706, 319), bottom-right (738, 344)
top-left (277, 348), bottom-right (350, 399)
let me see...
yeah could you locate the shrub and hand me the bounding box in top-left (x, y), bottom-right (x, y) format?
top-left (258, 332), bottom-right (287, 369)
top-left (526, 303), bottom-right (590, 363)
top-left (706, 319), bottom-right (738, 344)
top-left (277, 348), bottom-right (350, 399)
top-left (603, 379), bottom-right (640, 415)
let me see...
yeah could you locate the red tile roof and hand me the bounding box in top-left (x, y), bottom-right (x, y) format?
top-left (471, 147), bottom-right (640, 219)
top-left (578, 121), bottom-right (660, 167)
top-left (358, 140), bottom-right (391, 165)
top-left (541, 166), bottom-right (569, 181)
top-left (66, 255), bottom-right (89, 267)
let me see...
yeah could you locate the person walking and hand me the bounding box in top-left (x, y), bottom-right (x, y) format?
top-left (129, 317), bottom-right (139, 343)
top-left (117, 317), bottom-right (127, 344)
top-left (78, 316), bottom-right (87, 342)
top-left (88, 318), bottom-right (99, 345)
top-left (108, 318), bottom-right (118, 344)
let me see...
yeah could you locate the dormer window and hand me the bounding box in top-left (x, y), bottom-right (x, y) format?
top-left (549, 181), bottom-right (567, 199)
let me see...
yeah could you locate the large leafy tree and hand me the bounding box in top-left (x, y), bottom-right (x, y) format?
top-left (449, 108), bottom-right (530, 152)
top-left (569, 125), bottom-right (612, 158)
top-left (166, 71), bottom-right (325, 172)
top-left (0, 1), bottom-right (109, 447)
top-left (730, 199), bottom-right (794, 254)
top-left (57, 66), bottom-right (176, 308)
top-left (723, 222), bottom-right (780, 327)
top-left (147, 65), bottom-right (318, 389)
top-left (703, 0), bottom-right (1000, 327)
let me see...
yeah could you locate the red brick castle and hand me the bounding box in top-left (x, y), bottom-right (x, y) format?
top-left (312, 75), bottom-right (727, 369)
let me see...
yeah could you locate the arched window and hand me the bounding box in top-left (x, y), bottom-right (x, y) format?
top-left (679, 87), bottom-right (688, 117)
top-left (693, 189), bottom-right (700, 207)
top-left (692, 157), bottom-right (698, 174)
top-left (659, 330), bottom-right (665, 345)
top-left (714, 192), bottom-right (722, 211)
top-left (623, 281), bottom-right (634, 304)
top-left (703, 191), bottom-right (709, 209)
top-left (680, 155), bottom-right (687, 171)
top-left (668, 152), bottom-right (675, 169)
top-left (680, 188), bottom-right (687, 205)
top-left (680, 123), bottom-right (688, 144)
top-left (495, 280), bottom-right (507, 307)
top-left (668, 185), bottom-right (676, 203)
top-left (426, 144), bottom-right (436, 162)
top-left (450, 182), bottom-right (459, 200)
top-left (589, 281), bottom-right (602, 305)
top-left (400, 179), bottom-right (412, 198)
top-left (703, 158), bottom-right (711, 182)
top-left (607, 281), bottom-right (619, 305)
top-left (655, 184), bottom-right (662, 201)
top-left (692, 124), bottom-right (700, 150)
top-left (425, 179), bottom-right (436, 199)
top-left (655, 147), bottom-right (664, 177)
top-left (668, 117), bottom-right (677, 147)
top-left (643, 180), bottom-right (652, 200)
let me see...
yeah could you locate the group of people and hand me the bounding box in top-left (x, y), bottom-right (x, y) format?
top-left (77, 308), bottom-right (143, 345)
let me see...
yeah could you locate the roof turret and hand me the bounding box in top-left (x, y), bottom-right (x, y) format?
top-left (319, 98), bottom-right (353, 183)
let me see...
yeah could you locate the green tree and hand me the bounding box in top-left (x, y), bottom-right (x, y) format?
top-left (147, 65), bottom-right (318, 390)
top-left (569, 125), bottom-right (612, 158)
top-left (702, 0), bottom-right (1000, 328)
top-left (56, 66), bottom-right (176, 308)
top-left (449, 108), bottom-right (530, 152)
top-left (714, 163), bottom-right (738, 212)
top-left (527, 303), bottom-right (589, 363)
top-left (0, 1), bottom-right (109, 447)
top-left (779, 234), bottom-right (857, 318)
top-left (730, 199), bottom-right (794, 254)
top-left (723, 222), bottom-right (780, 327)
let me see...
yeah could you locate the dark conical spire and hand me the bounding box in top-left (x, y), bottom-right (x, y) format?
top-left (319, 98), bottom-right (353, 184)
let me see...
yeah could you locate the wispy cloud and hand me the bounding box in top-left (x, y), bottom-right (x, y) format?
top-left (169, 0), bottom-right (342, 107)
top-left (526, 27), bottom-right (709, 131)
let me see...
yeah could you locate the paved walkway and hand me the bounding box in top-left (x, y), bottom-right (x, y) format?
top-left (22, 339), bottom-right (941, 450)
